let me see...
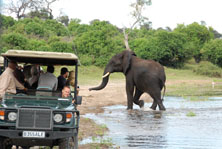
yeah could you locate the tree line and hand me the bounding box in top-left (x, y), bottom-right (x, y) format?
top-left (1, 14), bottom-right (222, 68)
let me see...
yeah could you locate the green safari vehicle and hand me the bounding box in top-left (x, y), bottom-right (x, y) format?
top-left (0, 50), bottom-right (82, 149)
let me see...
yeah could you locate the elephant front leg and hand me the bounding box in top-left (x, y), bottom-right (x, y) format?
top-left (133, 88), bottom-right (144, 108)
top-left (126, 82), bottom-right (134, 110)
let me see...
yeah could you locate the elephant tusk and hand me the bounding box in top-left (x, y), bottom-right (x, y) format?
top-left (102, 72), bottom-right (110, 78)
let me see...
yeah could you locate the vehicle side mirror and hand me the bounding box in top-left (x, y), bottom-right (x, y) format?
top-left (74, 96), bottom-right (82, 105)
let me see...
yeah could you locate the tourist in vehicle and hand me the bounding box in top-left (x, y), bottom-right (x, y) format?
top-left (0, 60), bottom-right (26, 99)
top-left (37, 65), bottom-right (58, 91)
top-left (57, 67), bottom-right (69, 91)
top-left (61, 85), bottom-right (71, 98)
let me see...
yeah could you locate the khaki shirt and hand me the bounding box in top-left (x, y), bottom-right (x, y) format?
top-left (0, 67), bottom-right (25, 97)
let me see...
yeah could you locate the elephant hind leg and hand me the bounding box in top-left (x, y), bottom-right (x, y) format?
top-left (133, 88), bottom-right (144, 108)
top-left (149, 90), bottom-right (166, 111)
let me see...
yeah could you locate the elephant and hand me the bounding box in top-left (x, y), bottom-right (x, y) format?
top-left (89, 50), bottom-right (166, 111)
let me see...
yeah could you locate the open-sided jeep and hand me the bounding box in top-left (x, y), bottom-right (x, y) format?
top-left (0, 50), bottom-right (81, 149)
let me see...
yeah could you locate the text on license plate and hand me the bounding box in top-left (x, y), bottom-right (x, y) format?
top-left (23, 131), bottom-right (45, 138)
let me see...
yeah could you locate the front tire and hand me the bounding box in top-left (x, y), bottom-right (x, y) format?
top-left (0, 137), bottom-right (12, 149)
top-left (59, 135), bottom-right (78, 149)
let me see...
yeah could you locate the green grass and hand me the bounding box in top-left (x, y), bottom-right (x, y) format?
top-left (165, 66), bottom-right (222, 96)
top-left (186, 111), bottom-right (196, 117)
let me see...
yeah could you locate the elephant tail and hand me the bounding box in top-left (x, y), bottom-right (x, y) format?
top-left (161, 84), bottom-right (166, 101)
top-left (159, 79), bottom-right (166, 101)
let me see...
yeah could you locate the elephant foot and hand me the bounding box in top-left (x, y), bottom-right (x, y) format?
top-left (139, 100), bottom-right (144, 108)
top-left (150, 105), bottom-right (157, 110)
top-left (159, 106), bottom-right (166, 111)
top-left (127, 106), bottom-right (133, 110)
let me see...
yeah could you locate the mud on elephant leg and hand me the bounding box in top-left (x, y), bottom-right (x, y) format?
top-left (133, 88), bottom-right (144, 108)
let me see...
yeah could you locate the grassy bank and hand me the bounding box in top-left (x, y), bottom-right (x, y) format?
top-left (77, 64), bottom-right (222, 97)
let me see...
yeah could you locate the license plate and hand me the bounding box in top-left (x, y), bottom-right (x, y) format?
top-left (23, 131), bottom-right (45, 138)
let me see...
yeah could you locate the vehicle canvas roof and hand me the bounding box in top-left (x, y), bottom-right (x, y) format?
top-left (1, 50), bottom-right (79, 65)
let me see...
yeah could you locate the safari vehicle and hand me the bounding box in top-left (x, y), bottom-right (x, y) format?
top-left (0, 50), bottom-right (82, 149)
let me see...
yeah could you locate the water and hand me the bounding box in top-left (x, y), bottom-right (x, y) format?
top-left (83, 96), bottom-right (222, 149)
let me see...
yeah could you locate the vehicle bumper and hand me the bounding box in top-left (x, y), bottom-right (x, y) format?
top-left (0, 129), bottom-right (77, 139)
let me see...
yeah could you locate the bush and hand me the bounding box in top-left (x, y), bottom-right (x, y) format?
top-left (50, 41), bottom-right (73, 52)
top-left (193, 61), bottom-right (222, 77)
top-left (0, 15), bottom-right (15, 29)
top-left (74, 20), bottom-right (123, 66)
top-left (202, 39), bottom-right (222, 67)
top-left (44, 19), bottom-right (69, 36)
top-left (8, 23), bottom-right (26, 34)
top-left (25, 22), bottom-right (45, 37)
top-left (78, 54), bottom-right (94, 65)
top-left (2, 33), bottom-right (28, 49)
top-left (130, 30), bottom-right (192, 68)
top-left (26, 39), bottom-right (47, 50)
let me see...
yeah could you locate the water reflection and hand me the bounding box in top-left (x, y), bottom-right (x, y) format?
top-left (83, 97), bottom-right (222, 148)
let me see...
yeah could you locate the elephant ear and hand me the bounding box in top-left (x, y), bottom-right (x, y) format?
top-left (123, 51), bottom-right (136, 75)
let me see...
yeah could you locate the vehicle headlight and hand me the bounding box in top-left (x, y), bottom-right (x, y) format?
top-left (8, 112), bottom-right (17, 121)
top-left (54, 114), bottom-right (63, 123)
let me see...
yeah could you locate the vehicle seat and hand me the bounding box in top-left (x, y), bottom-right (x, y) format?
top-left (36, 86), bottom-right (52, 96)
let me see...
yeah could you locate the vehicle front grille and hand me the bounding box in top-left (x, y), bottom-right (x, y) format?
top-left (17, 108), bottom-right (52, 130)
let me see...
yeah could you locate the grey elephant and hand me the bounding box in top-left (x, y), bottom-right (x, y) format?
top-left (89, 50), bottom-right (166, 110)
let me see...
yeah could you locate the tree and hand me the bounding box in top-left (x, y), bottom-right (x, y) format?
top-left (5, 0), bottom-right (58, 19)
top-left (42, 0), bottom-right (57, 19)
top-left (202, 39), bottom-right (222, 67)
top-left (209, 27), bottom-right (222, 39)
top-left (174, 22), bottom-right (214, 63)
top-left (26, 8), bottom-right (52, 19)
top-left (130, 30), bottom-right (192, 68)
top-left (123, 0), bottom-right (151, 50)
top-left (5, 0), bottom-right (42, 19)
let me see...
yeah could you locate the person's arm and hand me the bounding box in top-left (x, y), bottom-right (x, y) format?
top-left (14, 77), bottom-right (25, 90)
top-left (0, 76), bottom-right (10, 95)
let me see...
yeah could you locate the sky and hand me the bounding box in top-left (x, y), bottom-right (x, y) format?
top-left (51, 0), bottom-right (222, 33)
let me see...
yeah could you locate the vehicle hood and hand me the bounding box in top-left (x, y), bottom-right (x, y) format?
top-left (0, 98), bottom-right (74, 110)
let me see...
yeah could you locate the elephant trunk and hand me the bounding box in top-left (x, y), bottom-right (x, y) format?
top-left (89, 70), bottom-right (110, 91)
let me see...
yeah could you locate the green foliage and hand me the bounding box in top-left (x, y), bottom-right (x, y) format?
top-left (130, 30), bottom-right (192, 68)
top-left (193, 61), bottom-right (222, 77)
top-left (68, 19), bottom-right (89, 36)
top-left (74, 20), bottom-right (124, 66)
top-left (2, 32), bottom-right (28, 50)
top-left (186, 111), bottom-right (196, 117)
top-left (202, 39), bottom-right (222, 67)
top-left (1, 14), bottom-right (220, 69)
top-left (0, 15), bottom-right (15, 29)
top-left (25, 22), bottom-right (45, 37)
top-left (43, 19), bottom-right (69, 36)
top-left (49, 41), bottom-right (73, 52)
top-left (26, 39), bottom-right (48, 51)
top-left (8, 22), bottom-right (26, 34)
top-left (174, 22), bottom-right (214, 62)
